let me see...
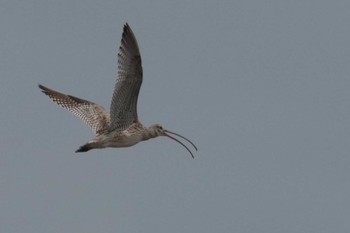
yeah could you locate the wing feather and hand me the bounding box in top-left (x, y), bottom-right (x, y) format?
top-left (38, 84), bottom-right (110, 135)
top-left (109, 23), bottom-right (143, 131)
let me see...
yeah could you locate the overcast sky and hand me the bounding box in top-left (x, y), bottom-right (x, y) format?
top-left (1, 1), bottom-right (350, 233)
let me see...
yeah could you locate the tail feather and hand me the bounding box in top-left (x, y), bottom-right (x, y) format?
top-left (75, 143), bottom-right (94, 152)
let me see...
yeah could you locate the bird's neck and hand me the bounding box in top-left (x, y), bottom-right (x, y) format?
top-left (141, 126), bottom-right (159, 141)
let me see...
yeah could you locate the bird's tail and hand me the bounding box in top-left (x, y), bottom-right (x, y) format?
top-left (75, 143), bottom-right (95, 152)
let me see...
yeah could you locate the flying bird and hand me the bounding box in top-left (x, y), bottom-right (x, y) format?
top-left (39, 23), bottom-right (197, 158)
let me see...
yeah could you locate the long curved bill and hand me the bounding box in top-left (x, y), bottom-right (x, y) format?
top-left (163, 130), bottom-right (198, 158)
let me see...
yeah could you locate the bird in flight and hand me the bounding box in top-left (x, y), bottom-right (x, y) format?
top-left (39, 23), bottom-right (197, 158)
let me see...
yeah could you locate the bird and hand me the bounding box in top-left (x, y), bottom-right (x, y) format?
top-left (38, 23), bottom-right (197, 158)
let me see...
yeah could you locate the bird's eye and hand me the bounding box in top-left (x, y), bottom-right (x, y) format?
top-left (159, 126), bottom-right (163, 130)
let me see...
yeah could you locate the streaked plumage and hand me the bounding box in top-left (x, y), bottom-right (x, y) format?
top-left (39, 23), bottom-right (197, 158)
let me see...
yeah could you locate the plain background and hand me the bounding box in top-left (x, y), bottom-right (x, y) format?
top-left (1, 1), bottom-right (350, 232)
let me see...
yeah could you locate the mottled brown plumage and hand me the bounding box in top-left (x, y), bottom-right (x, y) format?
top-left (39, 23), bottom-right (197, 158)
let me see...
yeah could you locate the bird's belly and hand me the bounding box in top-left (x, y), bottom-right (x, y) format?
top-left (105, 133), bottom-right (143, 148)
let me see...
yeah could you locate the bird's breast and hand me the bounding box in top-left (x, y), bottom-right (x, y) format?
top-left (103, 130), bottom-right (143, 148)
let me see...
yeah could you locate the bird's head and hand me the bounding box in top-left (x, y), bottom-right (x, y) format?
top-left (149, 124), bottom-right (197, 158)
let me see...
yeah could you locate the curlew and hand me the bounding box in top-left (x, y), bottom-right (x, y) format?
top-left (38, 23), bottom-right (197, 158)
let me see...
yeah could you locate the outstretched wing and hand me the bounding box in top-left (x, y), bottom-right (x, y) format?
top-left (109, 23), bottom-right (143, 131)
top-left (38, 84), bottom-right (110, 135)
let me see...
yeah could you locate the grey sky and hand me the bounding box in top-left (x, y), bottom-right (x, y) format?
top-left (1, 1), bottom-right (350, 232)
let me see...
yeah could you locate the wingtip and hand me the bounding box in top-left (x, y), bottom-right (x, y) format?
top-left (123, 23), bottom-right (136, 36)
top-left (38, 84), bottom-right (47, 93)
top-left (38, 84), bottom-right (51, 95)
